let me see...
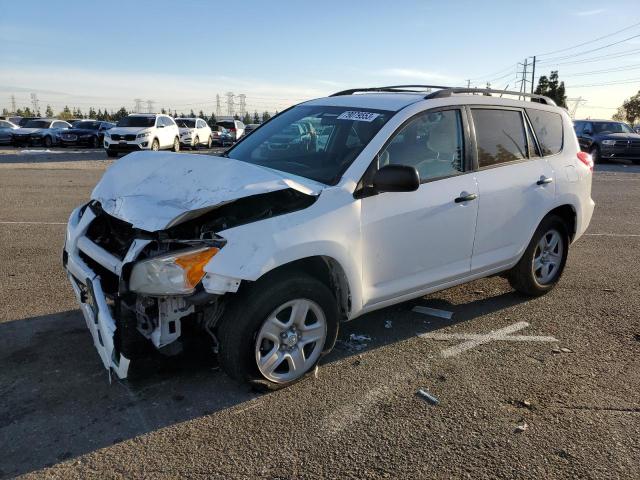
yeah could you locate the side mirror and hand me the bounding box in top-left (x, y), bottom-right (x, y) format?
top-left (372, 164), bottom-right (420, 193)
top-left (583, 129), bottom-right (592, 136)
top-left (157, 124), bottom-right (164, 128)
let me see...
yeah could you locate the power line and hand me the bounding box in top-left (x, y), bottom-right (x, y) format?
top-left (537, 32), bottom-right (640, 64)
top-left (561, 62), bottom-right (640, 77)
top-left (536, 20), bottom-right (640, 56)
top-left (567, 76), bottom-right (640, 88)
top-left (539, 48), bottom-right (640, 66)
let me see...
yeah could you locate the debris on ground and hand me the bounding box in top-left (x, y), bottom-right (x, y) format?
top-left (473, 290), bottom-right (484, 295)
top-left (603, 288), bottom-right (616, 292)
top-left (385, 320), bottom-right (393, 329)
top-left (412, 306), bottom-right (454, 320)
top-left (515, 422), bottom-right (529, 433)
top-left (416, 388), bottom-right (439, 405)
top-left (336, 334), bottom-right (372, 352)
top-left (314, 365), bottom-right (319, 379)
top-left (513, 399), bottom-right (533, 410)
top-left (552, 346), bottom-right (573, 354)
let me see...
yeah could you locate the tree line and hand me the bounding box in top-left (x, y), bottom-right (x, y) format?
top-left (1, 105), bottom-right (274, 127)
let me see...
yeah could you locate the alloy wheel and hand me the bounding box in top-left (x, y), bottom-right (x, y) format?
top-left (532, 229), bottom-right (564, 285)
top-left (255, 298), bottom-right (327, 383)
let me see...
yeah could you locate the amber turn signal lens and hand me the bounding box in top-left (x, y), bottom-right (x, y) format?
top-left (175, 247), bottom-right (219, 288)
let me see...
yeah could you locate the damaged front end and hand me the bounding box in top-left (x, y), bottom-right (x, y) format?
top-left (63, 181), bottom-right (317, 379)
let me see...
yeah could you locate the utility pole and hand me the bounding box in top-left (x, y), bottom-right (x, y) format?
top-left (10, 94), bottom-right (16, 114)
top-left (225, 92), bottom-right (234, 117)
top-left (146, 99), bottom-right (155, 114)
top-left (133, 98), bottom-right (143, 113)
top-left (466, 79), bottom-right (471, 88)
top-left (530, 56), bottom-right (536, 94)
top-left (216, 94), bottom-right (221, 117)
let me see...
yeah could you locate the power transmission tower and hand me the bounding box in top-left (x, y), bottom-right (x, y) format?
top-left (225, 92), bottom-right (234, 116)
top-left (216, 94), bottom-right (221, 116)
top-left (10, 94), bottom-right (16, 113)
top-left (466, 79), bottom-right (471, 88)
top-left (566, 97), bottom-right (587, 119)
top-left (238, 94), bottom-right (246, 117)
top-left (146, 99), bottom-right (155, 113)
top-left (133, 98), bottom-right (143, 113)
top-left (30, 93), bottom-right (39, 114)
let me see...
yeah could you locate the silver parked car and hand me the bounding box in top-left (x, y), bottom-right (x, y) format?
top-left (11, 118), bottom-right (71, 147)
top-left (0, 119), bottom-right (18, 145)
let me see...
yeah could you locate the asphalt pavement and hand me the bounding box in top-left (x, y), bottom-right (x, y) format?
top-left (0, 146), bottom-right (638, 479)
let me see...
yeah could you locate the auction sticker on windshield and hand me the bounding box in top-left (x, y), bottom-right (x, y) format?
top-left (337, 111), bottom-right (380, 122)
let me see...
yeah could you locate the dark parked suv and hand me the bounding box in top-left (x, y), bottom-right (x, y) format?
top-left (574, 119), bottom-right (640, 164)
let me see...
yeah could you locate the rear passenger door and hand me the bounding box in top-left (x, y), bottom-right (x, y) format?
top-left (470, 107), bottom-right (555, 272)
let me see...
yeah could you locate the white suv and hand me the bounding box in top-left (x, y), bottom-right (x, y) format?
top-left (104, 113), bottom-right (180, 157)
top-left (176, 117), bottom-right (213, 149)
top-left (63, 86), bottom-right (594, 389)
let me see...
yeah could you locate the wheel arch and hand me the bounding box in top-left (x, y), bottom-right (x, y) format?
top-left (248, 255), bottom-right (352, 321)
top-left (546, 204), bottom-right (577, 241)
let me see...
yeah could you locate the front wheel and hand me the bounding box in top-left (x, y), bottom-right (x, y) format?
top-left (172, 137), bottom-right (180, 152)
top-left (192, 136), bottom-right (199, 150)
top-left (508, 215), bottom-right (569, 296)
top-left (217, 271), bottom-right (339, 391)
top-left (151, 139), bottom-right (160, 151)
top-left (207, 136), bottom-right (212, 149)
top-left (43, 136), bottom-right (52, 148)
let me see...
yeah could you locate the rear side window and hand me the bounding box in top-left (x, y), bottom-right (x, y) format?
top-left (527, 109), bottom-right (563, 156)
top-left (472, 109), bottom-right (527, 167)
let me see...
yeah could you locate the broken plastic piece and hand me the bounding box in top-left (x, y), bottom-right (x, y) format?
top-left (417, 388), bottom-right (439, 405)
top-left (412, 306), bottom-right (453, 320)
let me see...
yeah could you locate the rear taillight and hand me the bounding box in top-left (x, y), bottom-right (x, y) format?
top-left (577, 151), bottom-right (593, 172)
top-left (229, 128), bottom-right (236, 132)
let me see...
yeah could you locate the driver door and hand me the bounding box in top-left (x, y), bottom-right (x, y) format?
top-left (360, 108), bottom-right (479, 306)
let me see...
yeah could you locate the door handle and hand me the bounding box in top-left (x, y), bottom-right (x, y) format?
top-left (536, 176), bottom-right (553, 186)
top-left (454, 192), bottom-right (478, 203)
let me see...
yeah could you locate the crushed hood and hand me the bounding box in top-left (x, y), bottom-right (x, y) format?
top-left (91, 151), bottom-right (323, 232)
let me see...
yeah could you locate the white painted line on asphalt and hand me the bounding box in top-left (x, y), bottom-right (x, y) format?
top-left (0, 221), bottom-right (66, 225)
top-left (585, 233), bottom-right (640, 238)
top-left (412, 306), bottom-right (454, 319)
top-left (419, 321), bottom-right (558, 358)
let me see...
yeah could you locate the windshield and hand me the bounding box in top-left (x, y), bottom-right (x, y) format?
top-left (75, 121), bottom-right (100, 130)
top-left (24, 120), bottom-right (52, 128)
top-left (226, 105), bottom-right (392, 184)
top-left (176, 119), bottom-right (196, 128)
top-left (117, 116), bottom-right (155, 127)
top-left (593, 122), bottom-right (633, 134)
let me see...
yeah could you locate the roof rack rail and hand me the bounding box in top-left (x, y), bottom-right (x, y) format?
top-left (330, 85), bottom-right (556, 106)
top-left (329, 85), bottom-right (450, 96)
top-left (424, 87), bottom-right (556, 106)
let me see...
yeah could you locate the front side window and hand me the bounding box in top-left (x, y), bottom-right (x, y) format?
top-left (379, 109), bottom-right (464, 182)
top-left (527, 109), bottom-right (563, 156)
top-left (472, 109), bottom-right (527, 168)
top-left (226, 105), bottom-right (392, 185)
top-left (592, 122), bottom-right (633, 134)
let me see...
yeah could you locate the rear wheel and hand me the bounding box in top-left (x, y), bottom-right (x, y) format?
top-left (172, 137), bottom-right (180, 152)
top-left (217, 271), bottom-right (339, 391)
top-left (590, 146), bottom-right (602, 164)
top-left (508, 215), bottom-right (569, 296)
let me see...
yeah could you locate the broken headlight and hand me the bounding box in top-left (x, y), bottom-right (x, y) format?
top-left (129, 246), bottom-right (219, 295)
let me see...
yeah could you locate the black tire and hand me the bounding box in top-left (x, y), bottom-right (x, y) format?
top-left (217, 270), bottom-right (339, 391)
top-left (89, 136), bottom-right (98, 148)
top-left (207, 136), bottom-right (212, 149)
top-left (172, 137), bottom-right (180, 152)
top-left (192, 136), bottom-right (199, 150)
top-left (106, 150), bottom-right (118, 158)
top-left (632, 159), bottom-right (640, 165)
top-left (151, 138), bottom-right (160, 151)
top-left (590, 146), bottom-right (602, 164)
top-left (43, 136), bottom-right (52, 148)
top-left (508, 215), bottom-right (569, 296)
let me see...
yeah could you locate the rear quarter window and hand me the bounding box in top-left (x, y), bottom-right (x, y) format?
top-left (526, 109), bottom-right (563, 156)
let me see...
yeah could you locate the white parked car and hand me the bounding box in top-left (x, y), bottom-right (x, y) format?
top-left (216, 119), bottom-right (245, 141)
top-left (63, 86), bottom-right (594, 390)
top-left (176, 117), bottom-right (213, 149)
top-left (104, 113), bottom-right (180, 157)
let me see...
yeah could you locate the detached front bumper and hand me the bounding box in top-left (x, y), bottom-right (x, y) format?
top-left (63, 206), bottom-right (148, 379)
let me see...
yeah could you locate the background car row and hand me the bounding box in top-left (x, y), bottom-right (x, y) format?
top-left (0, 114), bottom-right (253, 149)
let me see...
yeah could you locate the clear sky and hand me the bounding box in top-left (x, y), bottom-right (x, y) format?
top-left (1, 0), bottom-right (639, 119)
